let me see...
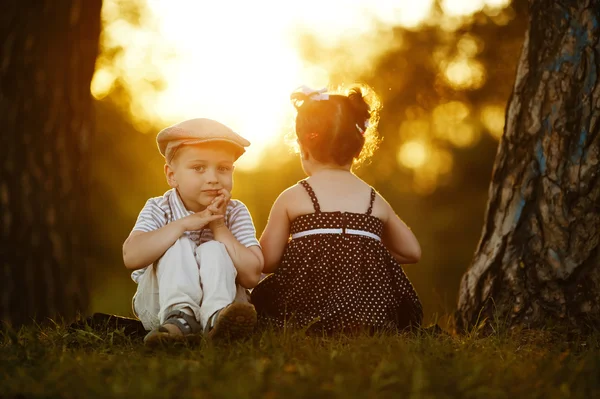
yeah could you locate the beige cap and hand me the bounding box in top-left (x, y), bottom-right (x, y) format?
top-left (156, 118), bottom-right (251, 162)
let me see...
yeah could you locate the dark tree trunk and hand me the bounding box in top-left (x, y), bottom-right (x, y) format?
top-left (0, 1), bottom-right (102, 326)
top-left (456, 0), bottom-right (600, 332)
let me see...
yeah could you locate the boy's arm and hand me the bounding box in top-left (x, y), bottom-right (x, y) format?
top-left (211, 224), bottom-right (264, 289)
top-left (123, 212), bottom-right (223, 270)
top-left (259, 192), bottom-right (291, 274)
top-left (123, 221), bottom-right (187, 270)
top-left (208, 191), bottom-right (264, 289)
top-left (380, 195), bottom-right (421, 264)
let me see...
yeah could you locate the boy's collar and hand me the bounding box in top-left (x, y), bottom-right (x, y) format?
top-left (170, 188), bottom-right (194, 220)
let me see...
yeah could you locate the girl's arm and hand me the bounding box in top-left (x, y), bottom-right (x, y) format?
top-left (259, 192), bottom-right (292, 273)
top-left (380, 196), bottom-right (421, 264)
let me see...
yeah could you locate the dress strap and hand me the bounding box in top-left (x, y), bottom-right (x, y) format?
top-left (299, 180), bottom-right (321, 213)
top-left (366, 188), bottom-right (376, 216)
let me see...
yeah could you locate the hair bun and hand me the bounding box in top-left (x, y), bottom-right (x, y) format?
top-left (346, 86), bottom-right (364, 102)
top-left (346, 85), bottom-right (370, 125)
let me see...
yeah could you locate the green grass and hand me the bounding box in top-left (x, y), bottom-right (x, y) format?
top-left (1, 320), bottom-right (599, 399)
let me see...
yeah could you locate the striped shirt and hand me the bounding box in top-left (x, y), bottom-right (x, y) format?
top-left (130, 188), bottom-right (260, 283)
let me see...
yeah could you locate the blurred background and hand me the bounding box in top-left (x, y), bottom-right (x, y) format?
top-left (88, 0), bottom-right (527, 328)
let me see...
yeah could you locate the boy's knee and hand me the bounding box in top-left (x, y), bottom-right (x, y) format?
top-left (156, 236), bottom-right (197, 271)
top-left (197, 240), bottom-right (224, 251)
top-left (196, 240), bottom-right (230, 259)
top-left (196, 240), bottom-right (235, 269)
top-left (164, 235), bottom-right (195, 254)
top-left (177, 235), bottom-right (195, 247)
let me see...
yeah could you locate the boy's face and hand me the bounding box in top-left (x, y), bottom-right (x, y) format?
top-left (164, 142), bottom-right (236, 212)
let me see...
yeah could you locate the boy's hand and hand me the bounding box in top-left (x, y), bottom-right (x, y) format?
top-left (207, 189), bottom-right (231, 229)
top-left (181, 210), bottom-right (223, 232)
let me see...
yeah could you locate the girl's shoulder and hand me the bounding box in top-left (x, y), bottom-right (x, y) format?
top-left (371, 190), bottom-right (392, 223)
top-left (267, 183), bottom-right (307, 213)
top-left (275, 181), bottom-right (317, 221)
top-left (276, 182), bottom-right (306, 202)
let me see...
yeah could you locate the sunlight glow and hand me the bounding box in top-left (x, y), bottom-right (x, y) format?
top-left (433, 101), bottom-right (470, 129)
top-left (92, 0), bottom-right (512, 172)
top-left (409, 147), bottom-right (453, 194)
top-left (413, 161), bottom-right (439, 194)
top-left (481, 105), bottom-right (506, 139)
top-left (93, 0), bottom-right (441, 169)
top-left (441, 0), bottom-right (511, 17)
top-left (444, 58), bottom-right (486, 90)
top-left (398, 141), bottom-right (428, 169)
top-left (433, 101), bottom-right (479, 148)
top-left (457, 35), bottom-right (482, 58)
top-left (441, 0), bottom-right (485, 17)
top-left (91, 68), bottom-right (115, 100)
top-left (396, 108), bottom-right (467, 190)
top-left (399, 118), bottom-right (430, 141)
top-left (485, 0), bottom-right (511, 8)
top-left (369, 0), bottom-right (435, 28)
top-left (448, 123), bottom-right (479, 147)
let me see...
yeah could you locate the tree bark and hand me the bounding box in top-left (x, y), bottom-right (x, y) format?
top-left (0, 1), bottom-right (102, 326)
top-left (456, 0), bottom-right (600, 332)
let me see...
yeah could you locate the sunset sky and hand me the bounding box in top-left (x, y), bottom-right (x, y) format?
top-left (91, 0), bottom-right (510, 178)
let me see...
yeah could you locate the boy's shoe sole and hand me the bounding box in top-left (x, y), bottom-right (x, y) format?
top-left (143, 329), bottom-right (183, 347)
top-left (143, 328), bottom-right (202, 347)
top-left (206, 303), bottom-right (257, 340)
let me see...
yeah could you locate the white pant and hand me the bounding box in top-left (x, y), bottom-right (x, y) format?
top-left (133, 237), bottom-right (248, 331)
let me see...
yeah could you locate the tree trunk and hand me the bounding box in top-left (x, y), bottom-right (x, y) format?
top-left (456, 0), bottom-right (600, 332)
top-left (0, 1), bottom-right (102, 327)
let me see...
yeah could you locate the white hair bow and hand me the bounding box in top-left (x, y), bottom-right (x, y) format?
top-left (293, 85), bottom-right (330, 101)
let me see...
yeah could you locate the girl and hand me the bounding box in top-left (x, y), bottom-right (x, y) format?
top-left (251, 85), bottom-right (423, 333)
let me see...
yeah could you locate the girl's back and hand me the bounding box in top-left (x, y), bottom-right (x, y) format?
top-left (286, 170), bottom-right (388, 223)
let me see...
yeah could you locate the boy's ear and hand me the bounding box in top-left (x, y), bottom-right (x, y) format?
top-left (164, 163), bottom-right (178, 188)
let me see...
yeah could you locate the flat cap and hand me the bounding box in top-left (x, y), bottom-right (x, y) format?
top-left (156, 118), bottom-right (251, 162)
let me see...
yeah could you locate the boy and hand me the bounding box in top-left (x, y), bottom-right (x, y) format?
top-left (123, 118), bottom-right (264, 345)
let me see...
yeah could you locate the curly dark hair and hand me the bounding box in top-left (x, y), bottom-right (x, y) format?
top-left (290, 84), bottom-right (382, 167)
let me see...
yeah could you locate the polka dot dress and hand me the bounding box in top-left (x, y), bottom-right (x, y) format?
top-left (251, 180), bottom-right (423, 333)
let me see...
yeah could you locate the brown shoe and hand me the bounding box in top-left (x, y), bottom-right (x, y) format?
top-left (205, 302), bottom-right (257, 340)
